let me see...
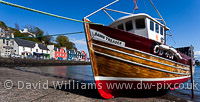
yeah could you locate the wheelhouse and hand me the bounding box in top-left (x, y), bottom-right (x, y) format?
top-left (109, 13), bottom-right (170, 43)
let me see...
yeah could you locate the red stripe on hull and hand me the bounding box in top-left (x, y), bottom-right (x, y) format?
top-left (95, 77), bottom-right (190, 99)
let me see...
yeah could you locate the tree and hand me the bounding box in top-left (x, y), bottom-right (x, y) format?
top-left (195, 60), bottom-right (200, 66)
top-left (55, 35), bottom-right (77, 50)
top-left (15, 23), bottom-right (20, 30)
top-left (0, 21), bottom-right (7, 28)
top-left (43, 32), bottom-right (53, 45)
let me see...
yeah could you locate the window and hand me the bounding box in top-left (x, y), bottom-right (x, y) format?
top-left (117, 24), bottom-right (124, 30)
top-left (150, 20), bottom-right (154, 31)
top-left (3, 39), bottom-right (5, 44)
top-left (160, 26), bottom-right (163, 35)
top-left (156, 23), bottom-right (159, 33)
top-left (125, 20), bottom-right (133, 31)
top-left (23, 47), bottom-right (25, 51)
top-left (36, 49), bottom-right (38, 52)
top-left (6, 41), bottom-right (9, 45)
top-left (135, 18), bottom-right (145, 29)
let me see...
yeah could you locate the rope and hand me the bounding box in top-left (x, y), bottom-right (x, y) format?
top-left (0, 31), bottom-right (84, 39)
top-left (0, 0), bottom-right (102, 25)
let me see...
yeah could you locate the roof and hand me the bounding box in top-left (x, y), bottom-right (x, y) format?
top-left (109, 13), bottom-right (170, 30)
top-left (15, 38), bottom-right (35, 48)
top-left (15, 39), bottom-right (49, 50)
top-left (38, 43), bottom-right (49, 50)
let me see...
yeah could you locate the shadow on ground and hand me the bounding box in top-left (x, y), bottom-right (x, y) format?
top-left (51, 81), bottom-right (102, 99)
top-left (52, 81), bottom-right (169, 99)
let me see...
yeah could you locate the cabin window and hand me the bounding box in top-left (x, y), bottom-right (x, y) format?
top-left (135, 18), bottom-right (145, 29)
top-left (125, 20), bottom-right (133, 31)
top-left (117, 24), bottom-right (124, 30)
top-left (150, 20), bottom-right (154, 31)
top-left (160, 26), bottom-right (163, 35)
top-left (156, 23), bottom-right (159, 33)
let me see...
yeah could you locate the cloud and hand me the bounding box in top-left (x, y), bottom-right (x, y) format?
top-left (194, 51), bottom-right (200, 56)
top-left (71, 39), bottom-right (87, 45)
top-left (70, 38), bottom-right (88, 53)
top-left (194, 51), bottom-right (200, 60)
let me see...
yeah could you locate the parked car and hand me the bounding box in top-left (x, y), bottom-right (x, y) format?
top-left (11, 54), bottom-right (21, 58)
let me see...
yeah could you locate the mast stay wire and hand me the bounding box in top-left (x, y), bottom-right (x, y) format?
top-left (153, 0), bottom-right (176, 47)
top-left (0, 0), bottom-right (102, 25)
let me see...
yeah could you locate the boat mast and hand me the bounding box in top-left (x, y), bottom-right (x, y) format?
top-left (148, 0), bottom-right (167, 44)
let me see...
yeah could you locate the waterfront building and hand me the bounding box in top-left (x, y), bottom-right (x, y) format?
top-left (55, 47), bottom-right (68, 60)
top-left (76, 51), bottom-right (87, 61)
top-left (0, 26), bottom-right (15, 57)
top-left (67, 49), bottom-right (77, 61)
top-left (81, 51), bottom-right (87, 61)
top-left (32, 43), bottom-right (50, 59)
top-left (14, 38), bottom-right (50, 59)
top-left (47, 45), bottom-right (55, 59)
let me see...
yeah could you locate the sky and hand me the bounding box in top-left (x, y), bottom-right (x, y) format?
top-left (0, 0), bottom-right (200, 59)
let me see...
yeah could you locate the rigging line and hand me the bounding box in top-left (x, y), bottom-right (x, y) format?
top-left (0, 31), bottom-right (84, 39)
top-left (168, 30), bottom-right (176, 46)
top-left (0, 0), bottom-right (102, 25)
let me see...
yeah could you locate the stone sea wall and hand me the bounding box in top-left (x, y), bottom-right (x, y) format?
top-left (0, 57), bottom-right (91, 67)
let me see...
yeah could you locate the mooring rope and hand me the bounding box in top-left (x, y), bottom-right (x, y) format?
top-left (0, 0), bottom-right (102, 25)
top-left (0, 31), bottom-right (84, 39)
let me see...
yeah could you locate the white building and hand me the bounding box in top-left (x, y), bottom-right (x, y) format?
top-left (47, 45), bottom-right (55, 59)
top-left (14, 39), bottom-right (50, 59)
top-left (19, 28), bottom-right (36, 37)
top-left (0, 26), bottom-right (15, 57)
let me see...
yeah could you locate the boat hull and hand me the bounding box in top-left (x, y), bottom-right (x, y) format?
top-left (83, 19), bottom-right (194, 99)
top-left (95, 76), bottom-right (190, 99)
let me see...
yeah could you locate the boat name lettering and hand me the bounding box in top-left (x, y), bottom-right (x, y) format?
top-left (153, 45), bottom-right (174, 60)
top-left (90, 29), bottom-right (125, 47)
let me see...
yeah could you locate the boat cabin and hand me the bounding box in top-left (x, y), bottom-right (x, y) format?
top-left (109, 13), bottom-right (170, 43)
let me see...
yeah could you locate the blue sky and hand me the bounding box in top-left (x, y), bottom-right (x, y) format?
top-left (0, 0), bottom-right (200, 59)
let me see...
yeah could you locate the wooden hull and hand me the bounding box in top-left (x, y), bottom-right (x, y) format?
top-left (83, 19), bottom-right (194, 99)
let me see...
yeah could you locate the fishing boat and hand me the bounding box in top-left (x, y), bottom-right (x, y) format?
top-left (83, 0), bottom-right (195, 99)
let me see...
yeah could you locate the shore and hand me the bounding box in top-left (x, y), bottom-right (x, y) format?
top-left (0, 57), bottom-right (90, 67)
top-left (0, 67), bottom-right (191, 102)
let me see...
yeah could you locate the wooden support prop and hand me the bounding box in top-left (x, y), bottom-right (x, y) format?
top-left (189, 59), bottom-right (194, 98)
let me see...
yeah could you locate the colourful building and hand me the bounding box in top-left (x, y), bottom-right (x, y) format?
top-left (67, 49), bottom-right (77, 61)
top-left (55, 47), bottom-right (67, 60)
top-left (81, 51), bottom-right (87, 61)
